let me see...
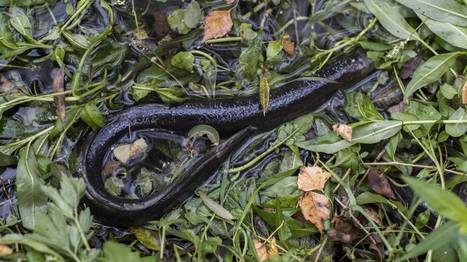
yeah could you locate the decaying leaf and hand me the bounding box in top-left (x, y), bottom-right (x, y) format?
top-left (101, 159), bottom-right (121, 177)
top-left (363, 207), bottom-right (383, 226)
top-left (254, 239), bottom-right (269, 261)
top-left (202, 10), bottom-right (233, 42)
top-left (113, 138), bottom-right (148, 164)
top-left (297, 166), bottom-right (331, 192)
top-left (52, 67), bottom-right (66, 122)
top-left (462, 79), bottom-right (467, 105)
top-left (367, 167), bottom-right (396, 199)
top-left (299, 192), bottom-right (330, 234)
top-left (259, 73), bottom-right (270, 115)
top-left (130, 227), bottom-right (160, 251)
top-left (333, 124), bottom-right (352, 141)
top-left (0, 74), bottom-right (14, 94)
top-left (328, 216), bottom-right (364, 244)
top-left (0, 244), bottom-right (12, 256)
top-left (225, 0), bottom-right (235, 4)
top-left (387, 101), bottom-right (404, 113)
top-left (253, 238), bottom-right (279, 261)
top-left (281, 34), bottom-right (295, 57)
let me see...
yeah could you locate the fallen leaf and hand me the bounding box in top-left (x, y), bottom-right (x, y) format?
top-left (254, 239), bottom-right (269, 262)
top-left (387, 101), bottom-right (405, 113)
top-left (268, 238), bottom-right (279, 258)
top-left (297, 166), bottom-right (331, 192)
top-left (363, 207), bottom-right (383, 226)
top-left (367, 167), bottom-right (396, 199)
top-left (203, 10), bottom-right (233, 42)
top-left (52, 67), bottom-right (66, 122)
top-left (130, 227), bottom-right (160, 251)
top-left (0, 74), bottom-right (14, 94)
top-left (328, 215), bottom-right (364, 244)
top-left (0, 244), bottom-right (12, 256)
top-left (226, 0), bottom-right (235, 4)
top-left (113, 138), bottom-right (148, 164)
top-left (299, 192), bottom-right (330, 234)
top-left (253, 238), bottom-right (279, 261)
top-left (281, 34), bottom-right (295, 57)
top-left (333, 124), bottom-right (352, 141)
top-left (101, 159), bottom-right (121, 177)
top-left (462, 79), bottom-right (467, 105)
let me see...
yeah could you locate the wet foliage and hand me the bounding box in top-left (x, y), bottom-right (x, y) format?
top-left (0, 0), bottom-right (466, 261)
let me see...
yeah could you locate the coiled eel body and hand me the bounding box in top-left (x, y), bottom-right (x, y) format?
top-left (82, 50), bottom-right (373, 226)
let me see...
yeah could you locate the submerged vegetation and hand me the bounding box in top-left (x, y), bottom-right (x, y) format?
top-left (0, 0), bottom-right (466, 261)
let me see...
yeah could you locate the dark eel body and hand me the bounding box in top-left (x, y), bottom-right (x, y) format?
top-left (82, 50), bottom-right (373, 226)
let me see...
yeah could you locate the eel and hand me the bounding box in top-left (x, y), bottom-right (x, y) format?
top-left (82, 50), bottom-right (373, 226)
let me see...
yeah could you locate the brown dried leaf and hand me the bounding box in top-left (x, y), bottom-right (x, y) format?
top-left (202, 10), bottom-right (233, 42)
top-left (299, 192), bottom-right (330, 234)
top-left (328, 216), bottom-right (364, 244)
top-left (225, 0), bottom-right (235, 4)
top-left (101, 160), bottom-right (121, 177)
top-left (297, 166), bottom-right (331, 192)
top-left (333, 124), bottom-right (352, 141)
top-left (387, 101), bottom-right (405, 113)
top-left (52, 67), bottom-right (66, 121)
top-left (281, 34), bottom-right (295, 57)
top-left (0, 74), bottom-right (14, 94)
top-left (254, 239), bottom-right (269, 262)
top-left (462, 79), bottom-right (467, 105)
top-left (367, 167), bottom-right (396, 199)
top-left (113, 138), bottom-right (148, 164)
top-left (0, 244), bottom-right (12, 257)
top-left (363, 207), bottom-right (383, 226)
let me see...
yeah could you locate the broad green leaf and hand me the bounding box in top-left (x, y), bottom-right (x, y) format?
top-left (237, 38), bottom-right (263, 80)
top-left (440, 83), bottom-right (459, 99)
top-left (396, 0), bottom-right (467, 26)
top-left (295, 132), bottom-right (352, 154)
top-left (9, 7), bottom-right (32, 39)
top-left (198, 191), bottom-right (235, 220)
top-left (364, 0), bottom-right (419, 40)
top-left (423, 17), bottom-right (467, 49)
top-left (0, 234), bottom-right (64, 261)
top-left (170, 51), bottom-right (195, 72)
top-left (80, 103), bottom-right (106, 129)
top-left (401, 221), bottom-right (459, 260)
top-left (344, 92), bottom-right (384, 120)
top-left (16, 149), bottom-right (47, 230)
top-left (100, 241), bottom-right (155, 262)
top-left (405, 52), bottom-right (459, 99)
top-left (266, 40), bottom-right (283, 63)
top-left (403, 177), bottom-right (467, 222)
top-left (351, 120), bottom-right (402, 144)
top-left (0, 151), bottom-right (16, 166)
top-left (167, 1), bottom-right (201, 34)
top-left (446, 108), bottom-right (467, 137)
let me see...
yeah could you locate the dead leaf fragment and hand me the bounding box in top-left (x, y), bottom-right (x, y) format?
top-left (299, 192), bottom-right (330, 234)
top-left (367, 167), bottom-right (396, 199)
top-left (297, 166), bottom-right (331, 192)
top-left (0, 244), bottom-right (12, 256)
top-left (202, 10), bottom-right (233, 42)
top-left (113, 138), bottom-right (148, 164)
top-left (462, 79), bottom-right (467, 105)
top-left (0, 74), bottom-right (14, 94)
top-left (254, 239), bottom-right (269, 262)
top-left (333, 124), bottom-right (352, 141)
top-left (52, 67), bottom-right (66, 121)
top-left (225, 0), bottom-right (235, 4)
top-left (281, 34), bottom-right (295, 57)
top-left (253, 238), bottom-right (279, 261)
top-left (328, 216), bottom-right (364, 244)
top-left (363, 207), bottom-right (383, 226)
